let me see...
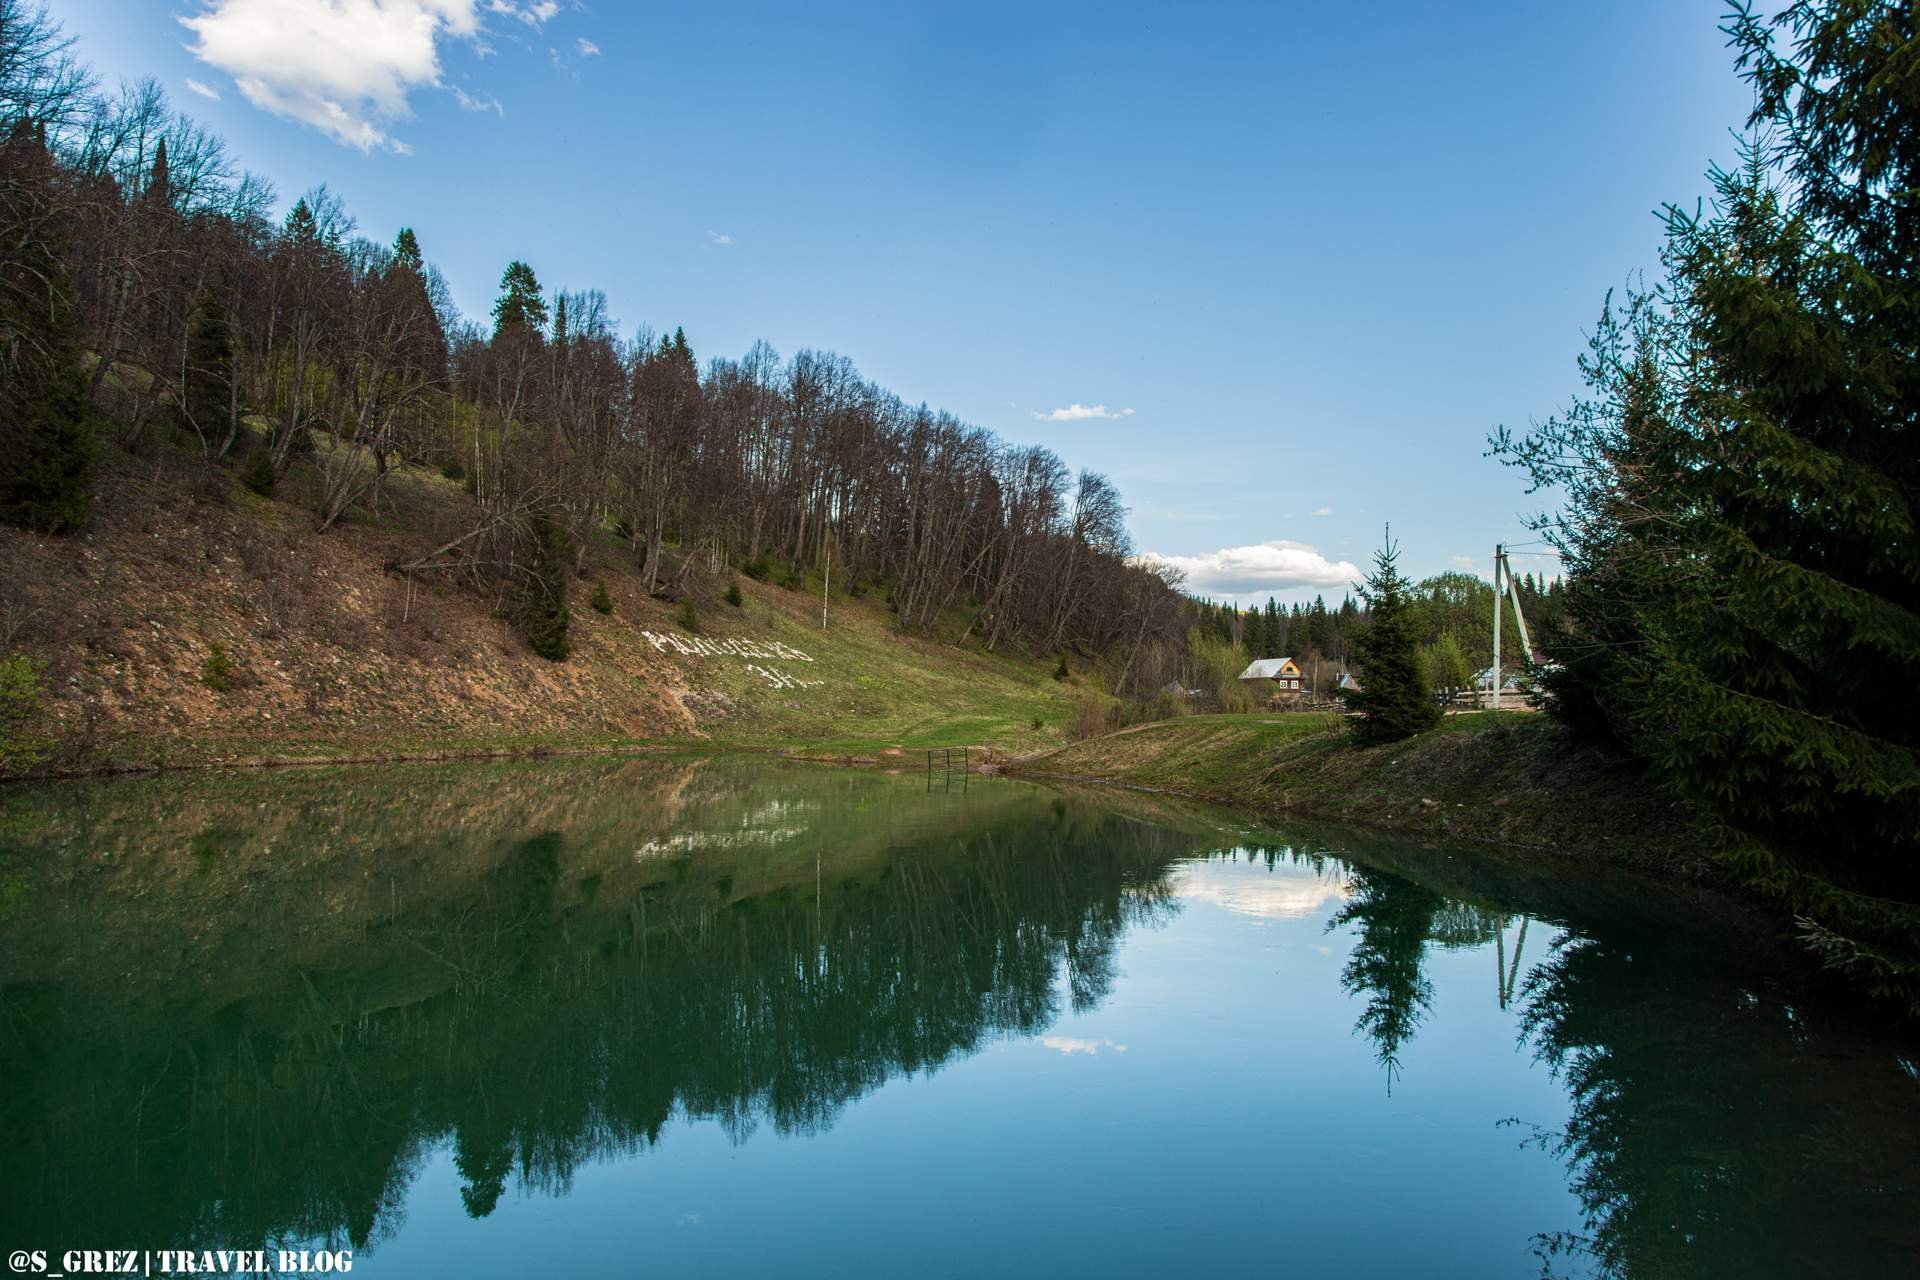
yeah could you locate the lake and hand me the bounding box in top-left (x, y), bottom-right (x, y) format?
top-left (1, 756), bottom-right (1914, 1278)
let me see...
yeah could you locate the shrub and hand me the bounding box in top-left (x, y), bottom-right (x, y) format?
top-left (741, 555), bottom-right (771, 582)
top-left (1030, 716), bottom-right (1045, 731)
top-left (1069, 695), bottom-right (1117, 742)
top-left (590, 579), bottom-right (613, 614)
top-left (511, 514), bottom-right (571, 661)
top-left (439, 455), bottom-right (466, 482)
top-left (200, 643), bottom-right (238, 691)
top-left (0, 362), bottom-right (95, 534)
top-left (725, 581), bottom-right (744, 608)
top-left (677, 599), bottom-right (701, 633)
top-left (0, 654), bottom-right (52, 776)
top-left (239, 447), bottom-right (276, 496)
top-left (1054, 653), bottom-right (1070, 681)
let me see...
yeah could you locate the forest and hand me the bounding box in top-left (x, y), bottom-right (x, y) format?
top-left (0, 0), bottom-right (1189, 691)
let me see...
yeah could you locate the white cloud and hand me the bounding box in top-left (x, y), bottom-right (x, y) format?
top-left (184, 77), bottom-right (221, 101)
top-left (1175, 860), bottom-right (1348, 922)
top-left (1134, 540), bottom-right (1362, 597)
top-left (451, 84), bottom-right (502, 115)
top-left (180, 0), bottom-right (572, 152)
top-left (489, 0), bottom-right (557, 24)
top-left (706, 230), bottom-right (733, 245)
top-left (1041, 1036), bottom-right (1129, 1056)
top-left (1313, 505), bottom-right (1333, 517)
top-left (1033, 403), bottom-right (1135, 422)
top-left (1449, 554), bottom-right (1477, 571)
top-left (577, 36), bottom-right (600, 55)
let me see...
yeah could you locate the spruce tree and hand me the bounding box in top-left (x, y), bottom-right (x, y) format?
top-left (0, 118), bottom-right (94, 533)
top-left (1499, 1), bottom-right (1920, 1003)
top-left (179, 291), bottom-right (234, 451)
top-left (492, 260), bottom-right (548, 338)
top-left (1343, 530), bottom-right (1439, 744)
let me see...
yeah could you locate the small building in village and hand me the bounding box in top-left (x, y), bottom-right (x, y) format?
top-left (1238, 657), bottom-right (1304, 694)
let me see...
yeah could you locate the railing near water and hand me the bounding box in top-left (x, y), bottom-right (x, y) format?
top-left (926, 747), bottom-right (970, 793)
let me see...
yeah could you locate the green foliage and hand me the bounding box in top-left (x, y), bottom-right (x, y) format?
top-left (0, 357), bottom-right (94, 533)
top-left (741, 555), bottom-right (771, 582)
top-left (1344, 532), bottom-right (1440, 744)
top-left (199, 644), bottom-right (237, 692)
top-left (491, 260), bottom-right (548, 338)
top-left (0, 653), bottom-right (52, 775)
top-left (0, 153), bottom-right (95, 535)
top-left (725, 581), bottom-right (744, 608)
top-left (1054, 653), bottom-right (1070, 681)
top-left (1496, 4), bottom-right (1920, 1007)
top-left (511, 515), bottom-right (571, 661)
top-left (179, 292), bottom-right (234, 446)
top-left (1421, 633), bottom-right (1472, 700)
top-left (589, 579), bottom-right (613, 615)
top-left (439, 454), bottom-right (466, 482)
top-left (238, 446), bottom-right (276, 496)
top-left (392, 227), bottom-right (423, 272)
top-left (677, 599), bottom-right (701, 633)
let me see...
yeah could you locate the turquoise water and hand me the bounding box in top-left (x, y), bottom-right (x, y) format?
top-left (0, 757), bottom-right (1914, 1277)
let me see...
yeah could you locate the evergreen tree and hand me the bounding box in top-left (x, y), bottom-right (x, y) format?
top-left (178, 291), bottom-right (234, 450)
top-left (1343, 530), bottom-right (1439, 744)
top-left (492, 260), bottom-right (548, 338)
top-left (392, 226), bottom-right (423, 272)
top-left (146, 137), bottom-right (169, 207)
top-left (511, 513), bottom-right (571, 661)
top-left (0, 117), bottom-right (94, 532)
top-left (1498, 1), bottom-right (1920, 1005)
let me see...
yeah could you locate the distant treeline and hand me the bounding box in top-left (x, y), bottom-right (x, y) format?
top-left (0, 0), bottom-right (1188, 683)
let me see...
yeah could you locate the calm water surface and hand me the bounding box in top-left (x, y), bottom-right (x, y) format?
top-left (1, 757), bottom-right (1914, 1278)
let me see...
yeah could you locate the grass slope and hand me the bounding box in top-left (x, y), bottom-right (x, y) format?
top-left (2, 429), bottom-right (1092, 774)
top-left (1014, 710), bottom-right (1710, 878)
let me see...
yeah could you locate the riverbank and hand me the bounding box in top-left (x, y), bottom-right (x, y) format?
top-left (1008, 711), bottom-right (1714, 882)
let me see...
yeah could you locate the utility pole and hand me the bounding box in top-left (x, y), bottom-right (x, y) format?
top-left (821, 542), bottom-right (830, 632)
top-left (1490, 544), bottom-right (1534, 714)
top-left (1491, 544), bottom-right (1502, 712)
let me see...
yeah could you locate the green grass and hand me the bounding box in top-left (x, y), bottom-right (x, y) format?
top-left (1016, 709), bottom-right (1704, 874)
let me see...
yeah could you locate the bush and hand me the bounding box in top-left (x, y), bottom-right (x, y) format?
top-left (1069, 695), bottom-right (1117, 742)
top-left (677, 599), bottom-right (701, 633)
top-left (511, 514), bottom-right (571, 661)
top-left (589, 579), bottom-right (613, 614)
top-left (1054, 654), bottom-right (1070, 681)
top-left (0, 654), bottom-right (52, 776)
top-left (239, 447), bottom-right (276, 496)
top-left (200, 643), bottom-right (238, 691)
top-left (725, 581), bottom-right (744, 608)
top-left (741, 555), bottom-right (771, 582)
top-left (0, 362), bottom-right (95, 534)
top-left (439, 455), bottom-right (466, 482)
top-left (462, 466), bottom-right (479, 497)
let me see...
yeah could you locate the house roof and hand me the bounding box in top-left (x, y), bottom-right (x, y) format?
top-left (1238, 658), bottom-right (1296, 680)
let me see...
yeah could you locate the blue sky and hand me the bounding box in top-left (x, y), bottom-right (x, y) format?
top-left (60, 0), bottom-right (1752, 602)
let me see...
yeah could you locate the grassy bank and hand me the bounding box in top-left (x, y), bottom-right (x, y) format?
top-left (1011, 710), bottom-right (1711, 880)
top-left (3, 432), bottom-right (1107, 777)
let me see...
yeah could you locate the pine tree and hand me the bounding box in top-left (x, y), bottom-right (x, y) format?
top-left (179, 291), bottom-right (234, 450)
top-left (146, 137), bottom-right (169, 207)
top-left (1498, 2), bottom-right (1920, 1005)
top-left (1343, 530), bottom-right (1439, 744)
top-left (0, 118), bottom-right (94, 533)
top-left (511, 513), bottom-right (571, 660)
top-left (492, 260), bottom-right (548, 338)
top-left (392, 226), bottom-right (423, 272)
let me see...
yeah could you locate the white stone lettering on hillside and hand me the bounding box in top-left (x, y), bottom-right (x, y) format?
top-left (746, 664), bottom-right (824, 690)
top-left (640, 631), bottom-right (815, 662)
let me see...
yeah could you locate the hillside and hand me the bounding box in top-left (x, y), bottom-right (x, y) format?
top-left (2, 435), bottom-right (1094, 775)
top-left (1010, 711), bottom-right (1712, 880)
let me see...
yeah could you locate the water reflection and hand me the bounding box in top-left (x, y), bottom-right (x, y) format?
top-left (0, 761), bottom-right (1914, 1277)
